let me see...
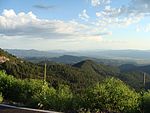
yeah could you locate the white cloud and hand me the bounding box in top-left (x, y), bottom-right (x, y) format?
top-left (136, 24), bottom-right (150, 32)
top-left (79, 9), bottom-right (89, 21)
top-left (0, 9), bottom-right (111, 41)
top-left (145, 24), bottom-right (150, 32)
top-left (84, 0), bottom-right (149, 30)
top-left (130, 0), bottom-right (150, 13)
top-left (91, 0), bottom-right (101, 7)
top-left (91, 0), bottom-right (111, 7)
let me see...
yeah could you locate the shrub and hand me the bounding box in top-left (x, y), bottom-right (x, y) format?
top-left (84, 77), bottom-right (140, 113)
top-left (143, 90), bottom-right (150, 113)
top-left (55, 84), bottom-right (73, 111)
top-left (29, 84), bottom-right (56, 109)
top-left (29, 84), bottom-right (73, 111)
top-left (0, 71), bottom-right (141, 112)
top-left (0, 71), bottom-right (18, 101)
top-left (0, 93), bottom-right (3, 103)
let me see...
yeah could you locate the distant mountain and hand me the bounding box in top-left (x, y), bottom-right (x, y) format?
top-left (2, 48), bottom-right (150, 90)
top-left (6, 49), bottom-right (150, 60)
top-left (6, 49), bottom-right (150, 65)
top-left (25, 55), bottom-right (89, 64)
top-left (0, 48), bottom-right (103, 91)
top-left (79, 50), bottom-right (150, 59)
top-left (25, 55), bottom-right (136, 66)
top-left (73, 60), bottom-right (120, 78)
top-left (5, 49), bottom-right (67, 58)
top-left (78, 50), bottom-right (150, 65)
top-left (120, 64), bottom-right (150, 74)
top-left (50, 55), bottom-right (89, 64)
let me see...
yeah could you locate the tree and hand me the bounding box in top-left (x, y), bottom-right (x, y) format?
top-left (85, 77), bottom-right (140, 113)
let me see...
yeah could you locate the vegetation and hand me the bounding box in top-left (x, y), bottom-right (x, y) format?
top-left (1, 48), bottom-right (150, 91)
top-left (143, 90), bottom-right (150, 113)
top-left (0, 71), bottom-right (142, 112)
top-left (0, 92), bottom-right (3, 103)
top-left (83, 78), bottom-right (140, 113)
top-left (0, 71), bottom-right (73, 111)
top-left (2, 48), bottom-right (150, 112)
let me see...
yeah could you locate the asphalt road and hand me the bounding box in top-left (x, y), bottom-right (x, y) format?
top-left (0, 104), bottom-right (60, 113)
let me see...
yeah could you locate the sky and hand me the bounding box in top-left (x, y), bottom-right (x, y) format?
top-left (0, 0), bottom-right (150, 51)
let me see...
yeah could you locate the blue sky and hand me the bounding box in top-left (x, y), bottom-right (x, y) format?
top-left (0, 0), bottom-right (150, 50)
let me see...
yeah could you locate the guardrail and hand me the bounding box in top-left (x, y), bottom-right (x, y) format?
top-left (0, 104), bottom-right (62, 113)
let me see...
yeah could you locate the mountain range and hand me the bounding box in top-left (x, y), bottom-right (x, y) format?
top-left (5, 49), bottom-right (150, 65)
top-left (1, 48), bottom-right (150, 91)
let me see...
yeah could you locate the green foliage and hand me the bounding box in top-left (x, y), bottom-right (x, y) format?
top-left (30, 84), bottom-right (73, 111)
top-left (55, 84), bottom-right (73, 111)
top-left (29, 83), bottom-right (57, 109)
top-left (0, 70), bottom-right (73, 111)
top-left (0, 70), bottom-right (142, 112)
top-left (0, 71), bottom-right (46, 103)
top-left (1, 47), bottom-right (150, 92)
top-left (143, 90), bottom-right (150, 113)
top-left (1, 48), bottom-right (150, 112)
top-left (84, 77), bottom-right (140, 113)
top-left (0, 93), bottom-right (3, 103)
top-left (119, 72), bottom-right (150, 90)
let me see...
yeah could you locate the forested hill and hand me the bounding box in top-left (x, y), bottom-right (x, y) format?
top-left (0, 48), bottom-right (104, 91)
top-left (120, 63), bottom-right (150, 74)
top-left (1, 48), bottom-right (150, 91)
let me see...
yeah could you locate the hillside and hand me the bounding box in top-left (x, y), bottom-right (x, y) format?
top-left (73, 60), bottom-right (120, 77)
top-left (25, 55), bottom-right (89, 64)
top-left (1, 48), bottom-right (150, 91)
top-left (120, 64), bottom-right (150, 74)
top-left (0, 49), bottom-right (101, 91)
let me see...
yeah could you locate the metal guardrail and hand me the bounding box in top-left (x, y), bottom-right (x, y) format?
top-left (0, 104), bottom-right (62, 113)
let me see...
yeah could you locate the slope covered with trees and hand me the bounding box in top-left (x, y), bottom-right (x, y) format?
top-left (1, 48), bottom-right (150, 112)
top-left (1, 48), bottom-right (150, 91)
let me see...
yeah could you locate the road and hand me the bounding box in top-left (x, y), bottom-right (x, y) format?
top-left (0, 104), bottom-right (61, 113)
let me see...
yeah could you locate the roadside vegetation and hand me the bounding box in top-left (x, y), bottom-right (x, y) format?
top-left (0, 92), bottom-right (3, 103)
top-left (1, 70), bottom-right (150, 113)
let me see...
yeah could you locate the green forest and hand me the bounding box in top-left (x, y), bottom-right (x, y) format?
top-left (1, 48), bottom-right (150, 113)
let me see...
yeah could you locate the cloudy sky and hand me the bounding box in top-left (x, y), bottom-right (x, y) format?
top-left (0, 0), bottom-right (150, 50)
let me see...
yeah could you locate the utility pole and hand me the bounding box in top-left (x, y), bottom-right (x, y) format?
top-left (141, 72), bottom-right (146, 113)
top-left (143, 72), bottom-right (146, 88)
top-left (44, 63), bottom-right (47, 84)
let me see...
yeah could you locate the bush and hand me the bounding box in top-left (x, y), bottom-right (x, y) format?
top-left (30, 84), bottom-right (73, 111)
top-left (29, 83), bottom-right (56, 109)
top-left (0, 71), bottom-right (18, 101)
top-left (0, 71), bottom-right (74, 111)
top-left (84, 77), bottom-right (140, 113)
top-left (0, 93), bottom-right (3, 103)
top-left (0, 71), bottom-right (142, 112)
top-left (143, 90), bottom-right (150, 113)
top-left (55, 84), bottom-right (73, 111)
top-left (21, 79), bottom-right (46, 104)
top-left (0, 71), bottom-right (51, 105)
